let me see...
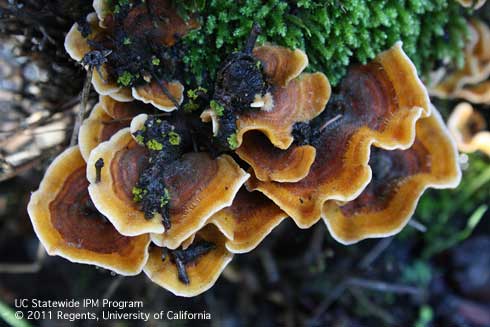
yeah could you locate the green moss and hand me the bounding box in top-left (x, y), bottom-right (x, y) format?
top-left (135, 134), bottom-right (145, 145)
top-left (160, 188), bottom-right (171, 207)
top-left (227, 133), bottom-right (239, 150)
top-left (146, 139), bottom-right (163, 150)
top-left (132, 186), bottom-right (147, 202)
top-left (183, 102), bottom-right (200, 112)
top-left (187, 86), bottom-right (207, 100)
top-left (117, 71), bottom-right (133, 86)
top-left (210, 100), bottom-right (224, 116)
top-left (177, 0), bottom-right (468, 86)
top-left (151, 57), bottom-right (160, 65)
top-left (168, 131), bottom-right (181, 145)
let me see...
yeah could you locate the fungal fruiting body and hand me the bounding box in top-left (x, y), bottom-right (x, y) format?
top-left (64, 0), bottom-right (198, 109)
top-left (430, 19), bottom-right (490, 102)
top-left (27, 6), bottom-right (462, 296)
top-left (448, 102), bottom-right (490, 156)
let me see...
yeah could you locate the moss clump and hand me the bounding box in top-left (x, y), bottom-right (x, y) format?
top-left (132, 187), bottom-right (147, 202)
top-left (227, 133), bottom-right (239, 150)
top-left (168, 132), bottom-right (181, 145)
top-left (177, 0), bottom-right (468, 86)
top-left (160, 188), bottom-right (171, 207)
top-left (146, 139), bottom-right (164, 151)
top-left (117, 71), bottom-right (134, 86)
top-left (210, 100), bottom-right (224, 117)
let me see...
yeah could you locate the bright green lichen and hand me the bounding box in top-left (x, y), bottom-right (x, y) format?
top-left (227, 133), bottom-right (239, 150)
top-left (160, 188), bottom-right (171, 207)
top-left (168, 131), bottom-right (181, 145)
top-left (146, 139), bottom-right (163, 151)
top-left (151, 57), bottom-right (160, 66)
top-left (177, 0), bottom-right (469, 86)
top-left (187, 86), bottom-right (207, 100)
top-left (132, 186), bottom-right (147, 202)
top-left (117, 71), bottom-right (133, 87)
top-left (135, 134), bottom-right (145, 145)
top-left (210, 100), bottom-right (224, 117)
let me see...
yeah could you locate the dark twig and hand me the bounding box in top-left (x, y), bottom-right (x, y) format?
top-left (348, 287), bottom-right (397, 325)
top-left (70, 69), bottom-right (92, 146)
top-left (359, 237), bottom-right (394, 269)
top-left (94, 158), bottom-right (104, 183)
top-left (309, 282), bottom-right (348, 324)
top-left (150, 72), bottom-right (180, 109)
top-left (245, 22), bottom-right (261, 54)
top-left (346, 277), bottom-right (424, 296)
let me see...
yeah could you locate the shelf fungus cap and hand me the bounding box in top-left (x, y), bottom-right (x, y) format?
top-left (236, 71), bottom-right (331, 150)
top-left (149, 152), bottom-right (250, 249)
top-left (323, 108), bottom-right (462, 244)
top-left (64, 13), bottom-right (100, 62)
top-left (209, 189), bottom-right (288, 253)
top-left (253, 43), bottom-right (308, 87)
top-left (79, 101), bottom-right (129, 161)
top-left (452, 81), bottom-right (490, 104)
top-left (88, 128), bottom-right (249, 241)
top-left (92, 0), bottom-right (110, 28)
top-left (430, 19), bottom-right (490, 98)
top-left (65, 13), bottom-right (127, 100)
top-left (448, 102), bottom-right (490, 155)
top-left (87, 128), bottom-right (165, 235)
top-left (27, 147), bottom-right (151, 275)
top-left (236, 131), bottom-right (316, 182)
top-left (144, 225), bottom-right (233, 297)
top-left (457, 0), bottom-right (487, 9)
top-left (233, 45), bottom-right (330, 150)
top-left (247, 42), bottom-right (430, 228)
top-left (100, 95), bottom-right (151, 120)
top-left (132, 80), bottom-right (184, 112)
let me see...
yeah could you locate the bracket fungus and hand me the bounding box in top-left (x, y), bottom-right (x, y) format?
top-left (27, 147), bottom-right (151, 275)
top-left (248, 42), bottom-right (430, 228)
top-left (209, 189), bottom-right (288, 253)
top-left (27, 7), bottom-right (465, 296)
top-left (323, 109), bottom-right (462, 244)
top-left (87, 121), bottom-right (249, 247)
top-left (235, 47), bottom-right (331, 150)
top-left (65, 0), bottom-right (198, 109)
top-left (452, 81), bottom-right (490, 104)
top-left (200, 42), bottom-right (329, 182)
top-left (457, 0), bottom-right (487, 9)
top-left (200, 39), bottom-right (330, 154)
top-left (236, 131), bottom-right (317, 182)
top-left (100, 95), bottom-right (152, 120)
top-left (430, 19), bottom-right (490, 100)
top-left (144, 225), bottom-right (233, 297)
top-left (448, 102), bottom-right (490, 156)
top-left (78, 101), bottom-right (130, 161)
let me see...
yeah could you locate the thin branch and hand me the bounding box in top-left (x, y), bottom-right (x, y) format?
top-left (259, 248), bottom-right (280, 284)
top-left (346, 277), bottom-right (424, 296)
top-left (309, 282), bottom-right (347, 324)
top-left (70, 69), bottom-right (92, 146)
top-left (348, 287), bottom-right (397, 325)
top-left (359, 237), bottom-right (394, 269)
top-left (319, 114), bottom-right (342, 132)
top-left (408, 219), bottom-right (427, 233)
